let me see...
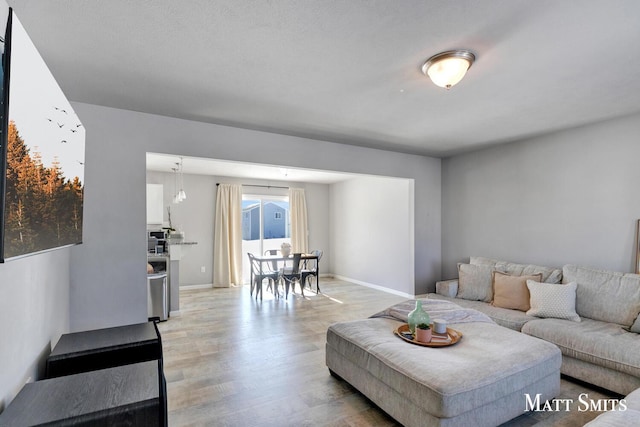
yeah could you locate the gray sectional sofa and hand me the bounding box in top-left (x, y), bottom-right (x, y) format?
top-left (430, 257), bottom-right (640, 396)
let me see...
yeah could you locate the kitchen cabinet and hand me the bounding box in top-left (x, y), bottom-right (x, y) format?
top-left (146, 184), bottom-right (163, 225)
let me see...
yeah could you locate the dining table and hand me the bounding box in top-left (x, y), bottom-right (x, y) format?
top-left (251, 253), bottom-right (320, 296)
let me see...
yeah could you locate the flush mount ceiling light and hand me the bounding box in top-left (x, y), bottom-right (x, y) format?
top-left (421, 50), bottom-right (475, 89)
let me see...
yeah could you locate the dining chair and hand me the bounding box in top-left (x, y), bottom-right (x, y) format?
top-left (301, 249), bottom-right (323, 294)
top-left (263, 249), bottom-right (282, 295)
top-left (247, 253), bottom-right (280, 300)
top-left (280, 253), bottom-right (303, 298)
top-left (263, 249), bottom-right (280, 269)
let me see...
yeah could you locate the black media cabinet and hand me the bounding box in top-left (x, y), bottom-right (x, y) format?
top-left (45, 321), bottom-right (162, 379)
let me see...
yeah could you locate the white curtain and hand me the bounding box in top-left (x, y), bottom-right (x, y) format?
top-left (289, 187), bottom-right (308, 254)
top-left (213, 184), bottom-right (243, 287)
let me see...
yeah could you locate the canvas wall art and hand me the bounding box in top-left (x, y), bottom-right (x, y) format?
top-left (0, 10), bottom-right (85, 261)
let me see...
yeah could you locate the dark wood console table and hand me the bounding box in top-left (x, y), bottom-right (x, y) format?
top-left (0, 360), bottom-right (166, 426)
top-left (45, 321), bottom-right (162, 379)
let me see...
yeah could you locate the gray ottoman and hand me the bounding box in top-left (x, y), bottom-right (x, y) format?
top-left (326, 317), bottom-right (561, 427)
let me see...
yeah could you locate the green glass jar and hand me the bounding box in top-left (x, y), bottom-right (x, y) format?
top-left (407, 300), bottom-right (431, 334)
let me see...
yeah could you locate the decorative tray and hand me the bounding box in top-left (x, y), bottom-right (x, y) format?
top-left (393, 324), bottom-right (462, 347)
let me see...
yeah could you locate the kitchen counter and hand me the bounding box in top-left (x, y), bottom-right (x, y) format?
top-left (166, 241), bottom-right (197, 261)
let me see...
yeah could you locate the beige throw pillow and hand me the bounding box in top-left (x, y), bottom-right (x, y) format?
top-left (526, 280), bottom-right (581, 322)
top-left (457, 263), bottom-right (494, 302)
top-left (492, 271), bottom-right (542, 311)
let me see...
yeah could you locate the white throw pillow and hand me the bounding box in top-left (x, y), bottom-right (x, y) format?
top-left (526, 280), bottom-right (581, 322)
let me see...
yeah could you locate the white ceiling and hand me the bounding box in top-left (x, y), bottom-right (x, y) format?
top-left (7, 1), bottom-right (640, 158)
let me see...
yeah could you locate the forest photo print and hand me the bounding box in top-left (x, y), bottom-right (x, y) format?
top-left (2, 12), bottom-right (84, 261)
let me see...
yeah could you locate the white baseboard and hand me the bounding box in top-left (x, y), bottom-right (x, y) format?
top-left (179, 276), bottom-right (410, 299)
top-left (332, 275), bottom-right (415, 299)
top-left (169, 310), bottom-right (181, 317)
top-left (180, 283), bottom-right (213, 290)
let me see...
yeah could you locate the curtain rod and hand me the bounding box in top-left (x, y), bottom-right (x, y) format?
top-left (216, 183), bottom-right (289, 190)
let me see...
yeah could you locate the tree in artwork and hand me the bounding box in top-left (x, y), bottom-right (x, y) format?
top-left (3, 120), bottom-right (83, 258)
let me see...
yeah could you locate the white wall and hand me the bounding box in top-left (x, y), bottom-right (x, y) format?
top-left (0, 249), bottom-right (70, 411)
top-left (330, 176), bottom-right (414, 296)
top-left (442, 113), bottom-right (640, 278)
top-left (69, 102), bottom-right (441, 331)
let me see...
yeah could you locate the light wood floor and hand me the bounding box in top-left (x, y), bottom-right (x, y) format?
top-left (158, 279), bottom-right (617, 427)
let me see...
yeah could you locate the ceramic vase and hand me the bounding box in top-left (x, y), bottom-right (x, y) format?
top-left (407, 300), bottom-right (431, 334)
top-left (415, 326), bottom-right (432, 343)
top-left (280, 242), bottom-right (292, 257)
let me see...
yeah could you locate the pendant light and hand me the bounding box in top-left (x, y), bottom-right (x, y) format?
top-left (172, 165), bottom-right (180, 204)
top-left (177, 157), bottom-right (187, 201)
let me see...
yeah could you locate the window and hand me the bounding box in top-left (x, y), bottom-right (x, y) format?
top-left (242, 197), bottom-right (290, 242)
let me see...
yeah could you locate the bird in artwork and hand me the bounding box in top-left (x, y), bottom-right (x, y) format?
top-left (46, 118), bottom-right (52, 122)
top-left (57, 122), bottom-right (64, 128)
top-left (76, 160), bottom-right (84, 165)
top-left (70, 129), bottom-right (77, 133)
top-left (60, 140), bottom-right (67, 143)
top-left (76, 124), bottom-right (82, 128)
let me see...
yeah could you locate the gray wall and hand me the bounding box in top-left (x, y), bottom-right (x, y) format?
top-left (0, 249), bottom-right (70, 411)
top-left (70, 102), bottom-right (442, 331)
top-left (442, 113), bottom-right (640, 279)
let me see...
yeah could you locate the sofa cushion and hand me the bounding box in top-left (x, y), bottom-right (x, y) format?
top-left (492, 271), bottom-right (542, 311)
top-left (457, 263), bottom-right (494, 302)
top-left (563, 265), bottom-right (640, 327)
top-left (427, 293), bottom-right (538, 331)
top-left (521, 317), bottom-right (640, 379)
top-left (629, 315), bottom-right (640, 334)
top-left (583, 389), bottom-right (640, 425)
top-left (435, 279), bottom-right (458, 298)
top-left (625, 387), bottom-right (640, 410)
top-left (470, 256), bottom-right (562, 283)
top-left (526, 281), bottom-right (580, 322)
top-left (583, 409), bottom-right (640, 426)
top-left (470, 256), bottom-right (500, 266)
